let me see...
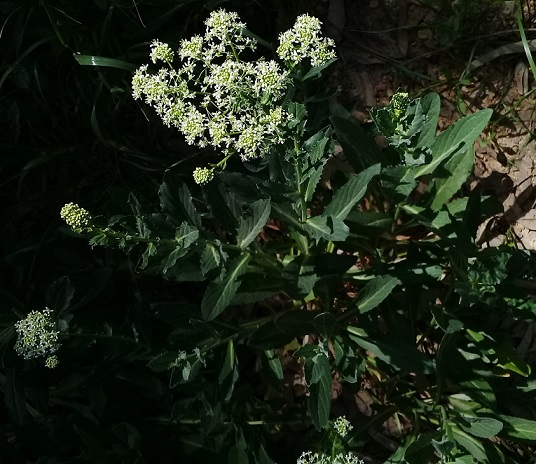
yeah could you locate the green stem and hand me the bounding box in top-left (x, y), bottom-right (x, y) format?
top-left (293, 136), bottom-right (308, 223)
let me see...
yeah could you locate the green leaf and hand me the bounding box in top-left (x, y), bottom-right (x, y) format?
top-left (431, 147), bottom-right (475, 211)
top-left (5, 369), bottom-right (27, 426)
top-left (148, 351), bottom-right (184, 372)
top-left (282, 255), bottom-right (318, 299)
top-left (459, 416), bottom-right (503, 439)
top-left (201, 253), bottom-right (251, 320)
top-left (161, 223), bottom-right (199, 274)
top-left (496, 414), bottom-right (536, 441)
top-left (200, 242), bottom-right (224, 276)
top-left (304, 164), bottom-right (326, 202)
top-left (237, 199), bottom-right (271, 248)
top-left (303, 215), bottom-right (349, 241)
top-left (203, 181), bottom-right (240, 230)
top-left (73, 54), bottom-right (137, 71)
top-left (348, 326), bottom-right (434, 374)
top-left (0, 326), bottom-right (15, 350)
top-left (271, 203), bottom-right (303, 230)
top-left (231, 273), bottom-right (283, 304)
top-left (304, 350), bottom-right (331, 385)
top-left (302, 58), bottom-right (337, 80)
top-left (386, 434), bottom-right (437, 464)
top-left (45, 276), bottom-right (75, 315)
top-left (303, 130), bottom-right (331, 165)
top-left (451, 426), bottom-right (487, 461)
top-left (350, 275), bottom-right (399, 314)
top-left (140, 242), bottom-right (157, 270)
top-left (313, 313), bottom-right (335, 337)
top-left (159, 171), bottom-right (202, 229)
top-left (415, 109), bottom-right (492, 177)
top-left (323, 163), bottom-right (381, 220)
top-left (416, 92), bottom-right (441, 149)
top-left (248, 310), bottom-right (317, 349)
top-left (459, 378), bottom-right (496, 407)
top-left (264, 350), bottom-right (283, 381)
top-left (218, 339), bottom-right (239, 401)
top-left (305, 351), bottom-right (331, 430)
top-left (330, 115), bottom-right (381, 171)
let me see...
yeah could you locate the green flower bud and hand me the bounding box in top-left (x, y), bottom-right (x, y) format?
top-left (193, 167), bottom-right (214, 185)
top-left (390, 92), bottom-right (411, 119)
top-left (60, 202), bottom-right (93, 232)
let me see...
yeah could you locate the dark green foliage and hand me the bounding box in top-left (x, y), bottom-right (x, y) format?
top-left (2, 2), bottom-right (536, 463)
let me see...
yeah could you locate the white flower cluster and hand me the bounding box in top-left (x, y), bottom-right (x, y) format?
top-left (333, 416), bottom-right (353, 437)
top-left (132, 9), bottom-right (336, 173)
top-left (297, 451), bottom-right (363, 464)
top-left (14, 308), bottom-right (60, 368)
top-left (277, 14), bottom-right (336, 67)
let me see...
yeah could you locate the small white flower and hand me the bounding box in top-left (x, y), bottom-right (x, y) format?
top-left (180, 105), bottom-right (206, 144)
top-left (253, 60), bottom-right (289, 99)
top-left (14, 309), bottom-right (60, 361)
top-left (333, 416), bottom-right (353, 437)
top-left (150, 40), bottom-right (174, 64)
top-left (296, 451), bottom-right (363, 464)
top-left (179, 35), bottom-right (204, 63)
top-left (131, 10), bottom-right (336, 163)
top-left (277, 14), bottom-right (336, 68)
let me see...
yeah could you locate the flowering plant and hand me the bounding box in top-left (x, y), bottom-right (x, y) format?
top-left (47, 9), bottom-right (536, 464)
top-left (131, 9), bottom-right (335, 182)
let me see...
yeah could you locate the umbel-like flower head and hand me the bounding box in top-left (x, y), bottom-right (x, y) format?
top-left (131, 9), bottom-right (336, 183)
top-left (277, 14), bottom-right (336, 68)
top-left (60, 202), bottom-right (93, 232)
top-left (14, 308), bottom-right (60, 368)
top-left (333, 416), bottom-right (353, 437)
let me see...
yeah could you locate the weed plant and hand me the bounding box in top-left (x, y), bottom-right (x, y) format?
top-left (2, 3), bottom-right (536, 464)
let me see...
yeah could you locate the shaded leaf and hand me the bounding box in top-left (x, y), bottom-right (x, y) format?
top-left (451, 427), bottom-right (487, 461)
top-left (323, 163), bottom-right (381, 220)
top-left (237, 199), bottom-right (271, 248)
top-left (496, 414), bottom-right (536, 441)
top-left (202, 253), bottom-right (251, 320)
top-left (305, 351), bottom-right (331, 430)
top-left (348, 326), bottom-right (434, 374)
top-left (159, 171), bottom-right (202, 229)
top-left (5, 369), bottom-right (27, 425)
top-left (45, 276), bottom-right (75, 315)
top-left (303, 215), bottom-right (349, 241)
top-left (351, 275), bottom-right (399, 314)
top-left (248, 311), bottom-right (317, 349)
top-left (161, 223), bottom-right (199, 274)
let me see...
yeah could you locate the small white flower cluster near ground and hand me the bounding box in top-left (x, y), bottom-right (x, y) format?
top-left (296, 451), bottom-right (363, 464)
top-left (14, 308), bottom-right (60, 368)
top-left (333, 416), bottom-right (353, 437)
top-left (131, 9), bottom-right (336, 183)
top-left (296, 416), bottom-right (360, 464)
